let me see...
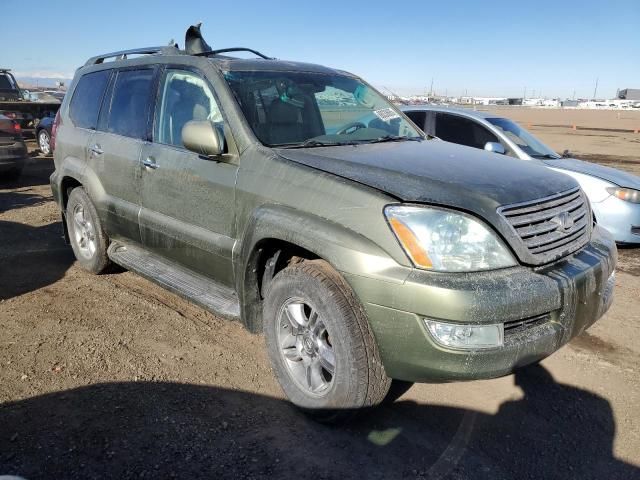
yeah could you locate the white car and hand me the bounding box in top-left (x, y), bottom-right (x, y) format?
top-left (402, 105), bottom-right (640, 244)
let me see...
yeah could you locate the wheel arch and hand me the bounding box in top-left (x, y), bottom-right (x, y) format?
top-left (235, 204), bottom-right (404, 333)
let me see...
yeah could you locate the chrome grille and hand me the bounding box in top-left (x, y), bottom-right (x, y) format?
top-left (499, 187), bottom-right (590, 263)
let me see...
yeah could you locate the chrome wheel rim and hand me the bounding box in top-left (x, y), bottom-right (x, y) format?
top-left (38, 131), bottom-right (50, 155)
top-left (277, 298), bottom-right (335, 396)
top-left (72, 203), bottom-right (97, 260)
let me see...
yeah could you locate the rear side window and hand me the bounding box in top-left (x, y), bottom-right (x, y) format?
top-left (435, 113), bottom-right (499, 149)
top-left (106, 69), bottom-right (155, 140)
top-left (69, 70), bottom-right (110, 130)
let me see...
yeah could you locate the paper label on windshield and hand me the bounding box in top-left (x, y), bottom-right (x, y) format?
top-left (373, 108), bottom-right (400, 122)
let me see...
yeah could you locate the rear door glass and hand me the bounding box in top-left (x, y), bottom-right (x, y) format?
top-left (106, 69), bottom-right (155, 140)
top-left (69, 70), bottom-right (111, 130)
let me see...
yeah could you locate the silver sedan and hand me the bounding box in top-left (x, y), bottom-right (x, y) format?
top-left (401, 105), bottom-right (640, 244)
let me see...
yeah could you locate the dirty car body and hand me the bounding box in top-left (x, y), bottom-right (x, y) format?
top-left (50, 41), bottom-right (617, 417)
top-left (402, 105), bottom-right (640, 244)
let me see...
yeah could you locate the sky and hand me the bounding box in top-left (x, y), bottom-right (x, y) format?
top-left (1, 0), bottom-right (638, 99)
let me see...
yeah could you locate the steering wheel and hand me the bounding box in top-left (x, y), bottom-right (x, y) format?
top-left (336, 122), bottom-right (367, 135)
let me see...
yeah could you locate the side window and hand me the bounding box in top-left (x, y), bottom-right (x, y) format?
top-left (405, 110), bottom-right (426, 130)
top-left (435, 113), bottom-right (499, 149)
top-left (106, 69), bottom-right (155, 140)
top-left (69, 70), bottom-right (110, 130)
top-left (155, 70), bottom-right (224, 148)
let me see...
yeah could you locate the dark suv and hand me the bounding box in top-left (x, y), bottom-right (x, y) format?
top-left (50, 34), bottom-right (617, 421)
top-left (0, 113), bottom-right (28, 179)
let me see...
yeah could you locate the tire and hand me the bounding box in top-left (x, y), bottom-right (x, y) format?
top-left (37, 129), bottom-right (51, 155)
top-left (263, 259), bottom-right (391, 423)
top-left (65, 187), bottom-right (110, 274)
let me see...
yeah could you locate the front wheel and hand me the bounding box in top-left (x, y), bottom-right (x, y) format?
top-left (263, 259), bottom-right (391, 423)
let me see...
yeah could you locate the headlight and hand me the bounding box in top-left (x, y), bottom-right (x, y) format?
top-left (606, 187), bottom-right (640, 204)
top-left (385, 205), bottom-right (516, 272)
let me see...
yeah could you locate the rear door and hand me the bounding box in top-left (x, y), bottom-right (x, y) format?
top-left (88, 67), bottom-right (157, 244)
top-left (62, 69), bottom-right (111, 190)
top-left (139, 68), bottom-right (238, 286)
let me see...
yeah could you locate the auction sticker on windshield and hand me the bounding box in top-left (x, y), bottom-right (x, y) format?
top-left (373, 108), bottom-right (400, 122)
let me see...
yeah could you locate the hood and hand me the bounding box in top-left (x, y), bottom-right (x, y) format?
top-left (276, 140), bottom-right (577, 220)
top-left (543, 157), bottom-right (640, 190)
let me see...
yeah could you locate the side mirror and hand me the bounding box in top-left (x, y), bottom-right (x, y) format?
top-left (484, 141), bottom-right (506, 155)
top-left (182, 120), bottom-right (224, 157)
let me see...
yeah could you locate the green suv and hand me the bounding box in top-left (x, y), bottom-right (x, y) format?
top-left (50, 36), bottom-right (617, 421)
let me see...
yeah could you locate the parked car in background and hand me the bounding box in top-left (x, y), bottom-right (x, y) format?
top-left (50, 28), bottom-right (616, 421)
top-left (0, 68), bottom-right (62, 129)
top-left (36, 115), bottom-right (54, 155)
top-left (0, 113), bottom-right (28, 180)
top-left (402, 105), bottom-right (640, 244)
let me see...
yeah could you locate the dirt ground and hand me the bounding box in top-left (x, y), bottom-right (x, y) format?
top-left (1, 114), bottom-right (640, 479)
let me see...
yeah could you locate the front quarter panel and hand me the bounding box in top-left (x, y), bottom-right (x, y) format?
top-left (234, 145), bottom-right (412, 331)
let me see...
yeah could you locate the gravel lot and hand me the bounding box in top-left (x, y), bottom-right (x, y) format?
top-left (1, 118), bottom-right (639, 479)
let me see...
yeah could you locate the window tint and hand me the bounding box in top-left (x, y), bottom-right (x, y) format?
top-left (106, 69), bottom-right (155, 140)
top-left (435, 113), bottom-right (499, 149)
top-left (405, 110), bottom-right (426, 130)
top-left (69, 70), bottom-right (110, 130)
top-left (155, 70), bottom-right (224, 148)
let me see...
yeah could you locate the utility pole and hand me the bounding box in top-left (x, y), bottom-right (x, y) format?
top-left (572, 89), bottom-right (576, 100)
top-left (593, 77), bottom-right (599, 100)
top-left (429, 78), bottom-right (434, 96)
top-left (523, 86), bottom-right (527, 100)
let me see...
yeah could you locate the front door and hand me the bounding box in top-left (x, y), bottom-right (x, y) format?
top-left (139, 68), bottom-right (238, 287)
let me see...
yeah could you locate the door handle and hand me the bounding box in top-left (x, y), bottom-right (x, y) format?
top-left (143, 157), bottom-right (158, 170)
top-left (89, 144), bottom-right (103, 156)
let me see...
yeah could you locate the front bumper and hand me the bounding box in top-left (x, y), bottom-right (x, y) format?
top-left (592, 194), bottom-right (640, 244)
top-left (345, 225), bottom-right (617, 382)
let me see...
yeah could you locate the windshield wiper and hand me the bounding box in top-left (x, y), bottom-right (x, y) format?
top-left (360, 135), bottom-right (423, 144)
top-left (531, 153), bottom-right (561, 159)
top-left (275, 139), bottom-right (361, 149)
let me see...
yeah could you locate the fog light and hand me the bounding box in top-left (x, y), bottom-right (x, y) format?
top-left (425, 319), bottom-right (504, 349)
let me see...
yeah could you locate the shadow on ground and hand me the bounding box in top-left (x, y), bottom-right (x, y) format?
top-left (1, 365), bottom-right (637, 480)
top-left (0, 220), bottom-right (73, 300)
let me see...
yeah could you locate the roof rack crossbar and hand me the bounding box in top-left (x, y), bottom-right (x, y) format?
top-left (194, 48), bottom-right (272, 60)
top-left (84, 46), bottom-right (180, 66)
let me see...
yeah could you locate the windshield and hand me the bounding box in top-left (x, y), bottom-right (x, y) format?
top-left (223, 70), bottom-right (422, 147)
top-left (487, 117), bottom-right (560, 159)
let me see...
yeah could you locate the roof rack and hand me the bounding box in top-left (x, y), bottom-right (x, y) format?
top-left (84, 46), bottom-right (182, 66)
top-left (194, 48), bottom-right (273, 60)
top-left (0, 68), bottom-right (12, 72)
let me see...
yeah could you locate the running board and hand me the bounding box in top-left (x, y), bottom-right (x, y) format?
top-left (107, 242), bottom-right (240, 320)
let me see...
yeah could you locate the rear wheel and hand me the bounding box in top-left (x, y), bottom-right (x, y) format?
top-left (66, 187), bottom-right (110, 274)
top-left (263, 259), bottom-right (391, 423)
top-left (38, 129), bottom-right (51, 155)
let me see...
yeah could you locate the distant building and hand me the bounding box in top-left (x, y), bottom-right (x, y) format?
top-left (618, 88), bottom-right (640, 100)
